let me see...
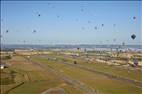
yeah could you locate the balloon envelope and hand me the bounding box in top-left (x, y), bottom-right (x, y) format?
top-left (33, 30), bottom-right (36, 33)
top-left (133, 16), bottom-right (136, 19)
top-left (77, 48), bottom-right (80, 50)
top-left (113, 24), bottom-right (116, 27)
top-left (131, 34), bottom-right (136, 40)
top-left (81, 27), bottom-right (85, 30)
top-left (6, 30), bottom-right (9, 33)
top-left (88, 21), bottom-right (91, 24)
top-left (94, 26), bottom-right (97, 30)
top-left (81, 8), bottom-right (84, 12)
top-left (122, 42), bottom-right (125, 46)
top-left (113, 39), bottom-right (116, 42)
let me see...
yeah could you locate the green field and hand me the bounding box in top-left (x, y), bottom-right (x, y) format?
top-left (1, 55), bottom-right (84, 94)
top-left (1, 53), bottom-right (142, 94)
top-left (31, 55), bottom-right (142, 94)
top-left (32, 54), bottom-right (142, 83)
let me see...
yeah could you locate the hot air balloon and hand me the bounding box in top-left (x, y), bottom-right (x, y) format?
top-left (48, 3), bottom-right (50, 5)
top-left (122, 42), bottom-right (125, 46)
top-left (133, 16), bottom-right (136, 20)
top-left (33, 30), bottom-right (36, 33)
top-left (6, 30), bottom-right (9, 33)
top-left (57, 15), bottom-right (60, 18)
top-left (113, 24), bottom-right (116, 27)
top-left (81, 8), bottom-right (84, 12)
top-left (81, 27), bottom-right (85, 30)
top-left (131, 34), bottom-right (136, 40)
top-left (1, 18), bottom-right (3, 22)
top-left (106, 40), bottom-right (109, 42)
top-left (23, 40), bottom-right (26, 43)
top-left (75, 18), bottom-right (78, 22)
top-left (77, 47), bottom-right (80, 50)
top-left (94, 26), bottom-right (97, 30)
top-left (52, 6), bottom-right (55, 8)
top-left (113, 24), bottom-right (116, 32)
top-left (35, 11), bottom-right (41, 17)
top-left (84, 48), bottom-right (87, 52)
top-left (113, 38), bottom-right (116, 42)
top-left (34, 11), bottom-right (41, 17)
top-left (88, 21), bottom-right (91, 24)
top-left (99, 41), bottom-right (102, 44)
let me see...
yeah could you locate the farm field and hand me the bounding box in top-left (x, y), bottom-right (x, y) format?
top-left (30, 54), bottom-right (142, 94)
top-left (1, 50), bottom-right (142, 94)
top-left (1, 55), bottom-right (84, 94)
top-left (39, 54), bottom-right (142, 83)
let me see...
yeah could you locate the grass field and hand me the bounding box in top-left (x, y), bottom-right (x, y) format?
top-left (1, 53), bottom-right (142, 94)
top-left (31, 54), bottom-right (142, 94)
top-left (1, 55), bottom-right (84, 94)
top-left (36, 54), bottom-right (142, 83)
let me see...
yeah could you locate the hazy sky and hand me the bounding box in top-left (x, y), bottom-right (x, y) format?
top-left (1, 1), bottom-right (142, 45)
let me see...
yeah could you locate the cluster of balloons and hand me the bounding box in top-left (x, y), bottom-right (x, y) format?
top-left (2, 4), bottom-right (137, 45)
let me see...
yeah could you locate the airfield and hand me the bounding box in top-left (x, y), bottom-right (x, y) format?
top-left (1, 48), bottom-right (142, 94)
